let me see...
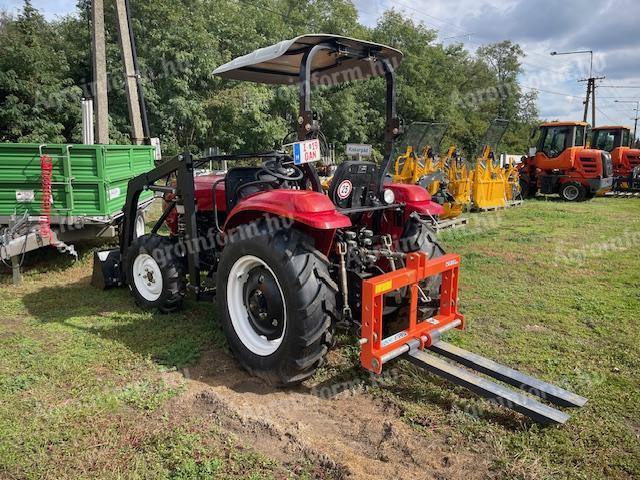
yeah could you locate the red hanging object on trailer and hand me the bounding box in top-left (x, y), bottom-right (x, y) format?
top-left (40, 155), bottom-right (54, 242)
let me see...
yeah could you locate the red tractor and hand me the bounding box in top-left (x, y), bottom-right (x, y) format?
top-left (518, 121), bottom-right (613, 201)
top-left (93, 35), bottom-right (585, 424)
top-left (591, 125), bottom-right (640, 192)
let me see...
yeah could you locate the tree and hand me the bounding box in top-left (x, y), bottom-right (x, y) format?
top-left (0, 0), bottom-right (539, 156)
top-left (0, 0), bottom-right (81, 142)
top-left (477, 40), bottom-right (524, 119)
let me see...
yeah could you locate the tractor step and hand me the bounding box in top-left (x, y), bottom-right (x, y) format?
top-left (403, 342), bottom-right (586, 424)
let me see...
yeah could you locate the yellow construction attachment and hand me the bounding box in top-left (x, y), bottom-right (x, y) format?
top-left (393, 146), bottom-right (425, 185)
top-left (419, 147), bottom-right (444, 196)
top-left (443, 147), bottom-right (472, 216)
top-left (503, 159), bottom-right (521, 201)
top-left (393, 144), bottom-right (468, 220)
top-left (471, 160), bottom-right (507, 210)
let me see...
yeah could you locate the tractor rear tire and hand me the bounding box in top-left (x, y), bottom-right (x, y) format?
top-left (126, 234), bottom-right (186, 313)
top-left (217, 222), bottom-right (337, 387)
top-left (560, 182), bottom-right (586, 202)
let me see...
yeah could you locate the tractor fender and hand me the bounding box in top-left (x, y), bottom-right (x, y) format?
top-left (386, 183), bottom-right (445, 217)
top-left (224, 190), bottom-right (351, 230)
top-left (223, 190), bottom-right (350, 257)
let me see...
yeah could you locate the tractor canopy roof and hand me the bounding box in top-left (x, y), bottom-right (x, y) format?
top-left (212, 34), bottom-right (403, 86)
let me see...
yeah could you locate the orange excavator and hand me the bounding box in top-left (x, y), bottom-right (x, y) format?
top-left (590, 125), bottom-right (640, 192)
top-left (518, 121), bottom-right (613, 201)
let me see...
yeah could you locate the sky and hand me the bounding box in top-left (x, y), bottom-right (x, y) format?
top-left (1, 0), bottom-right (639, 129)
top-left (353, 0), bottom-right (640, 129)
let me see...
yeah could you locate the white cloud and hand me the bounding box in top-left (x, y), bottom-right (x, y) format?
top-left (354, 0), bottom-right (640, 127)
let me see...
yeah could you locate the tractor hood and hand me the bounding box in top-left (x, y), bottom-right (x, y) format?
top-left (212, 34), bottom-right (403, 86)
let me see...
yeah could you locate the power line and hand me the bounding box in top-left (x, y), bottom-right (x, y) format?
top-left (521, 85), bottom-right (583, 99)
top-left (595, 106), bottom-right (614, 122)
top-left (392, 0), bottom-right (619, 122)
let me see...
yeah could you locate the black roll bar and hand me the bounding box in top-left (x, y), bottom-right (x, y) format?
top-left (298, 42), bottom-right (400, 193)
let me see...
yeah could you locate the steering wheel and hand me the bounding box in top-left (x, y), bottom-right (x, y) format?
top-left (259, 159), bottom-right (304, 182)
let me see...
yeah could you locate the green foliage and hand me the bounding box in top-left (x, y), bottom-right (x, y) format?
top-left (0, 0), bottom-right (540, 157)
top-left (0, 1), bottom-right (82, 142)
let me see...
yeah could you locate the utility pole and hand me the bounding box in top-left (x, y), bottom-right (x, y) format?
top-left (614, 100), bottom-right (639, 144)
top-left (114, 0), bottom-right (144, 144)
top-left (91, 0), bottom-right (109, 144)
top-left (550, 49), bottom-right (605, 126)
top-left (578, 76), bottom-right (605, 126)
top-left (91, 0), bottom-right (150, 146)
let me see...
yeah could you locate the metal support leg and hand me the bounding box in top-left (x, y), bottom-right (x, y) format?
top-left (11, 256), bottom-right (22, 286)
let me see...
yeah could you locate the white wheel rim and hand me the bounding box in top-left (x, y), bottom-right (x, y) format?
top-left (135, 213), bottom-right (146, 238)
top-left (564, 185), bottom-right (579, 201)
top-left (227, 255), bottom-right (286, 356)
top-left (133, 253), bottom-right (163, 301)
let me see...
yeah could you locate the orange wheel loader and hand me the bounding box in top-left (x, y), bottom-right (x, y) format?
top-left (518, 121), bottom-right (613, 201)
top-left (591, 125), bottom-right (640, 192)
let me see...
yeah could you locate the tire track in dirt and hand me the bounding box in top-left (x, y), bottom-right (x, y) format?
top-left (170, 349), bottom-right (494, 480)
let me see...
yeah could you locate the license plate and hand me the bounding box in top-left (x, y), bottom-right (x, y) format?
top-left (293, 139), bottom-right (321, 165)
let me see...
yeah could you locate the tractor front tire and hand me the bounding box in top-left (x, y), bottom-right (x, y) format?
top-left (217, 222), bottom-right (337, 387)
top-left (560, 182), bottom-right (586, 202)
top-left (126, 234), bottom-right (186, 313)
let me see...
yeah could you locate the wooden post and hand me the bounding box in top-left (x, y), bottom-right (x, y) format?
top-left (91, 0), bottom-right (109, 144)
top-left (114, 0), bottom-right (144, 145)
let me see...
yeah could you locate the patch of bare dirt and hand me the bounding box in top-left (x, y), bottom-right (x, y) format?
top-left (166, 350), bottom-right (495, 480)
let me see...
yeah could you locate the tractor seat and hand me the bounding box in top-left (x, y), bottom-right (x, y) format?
top-left (225, 167), bottom-right (276, 211)
top-left (328, 161), bottom-right (378, 210)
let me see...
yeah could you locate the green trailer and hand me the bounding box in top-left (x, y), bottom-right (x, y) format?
top-left (0, 143), bottom-right (156, 283)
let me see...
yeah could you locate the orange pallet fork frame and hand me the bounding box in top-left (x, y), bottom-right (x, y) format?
top-left (360, 252), bottom-right (464, 374)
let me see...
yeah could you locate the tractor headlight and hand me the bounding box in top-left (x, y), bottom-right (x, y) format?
top-left (383, 188), bottom-right (395, 205)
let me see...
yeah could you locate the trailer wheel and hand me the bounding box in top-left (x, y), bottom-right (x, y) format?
top-left (126, 234), bottom-right (186, 313)
top-left (560, 182), bottom-right (586, 202)
top-left (217, 222), bottom-right (337, 386)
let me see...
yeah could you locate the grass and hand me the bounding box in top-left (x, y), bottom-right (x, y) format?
top-left (379, 197), bottom-right (640, 479)
top-left (1, 196), bottom-right (639, 479)
top-left (0, 245), bottom-right (302, 478)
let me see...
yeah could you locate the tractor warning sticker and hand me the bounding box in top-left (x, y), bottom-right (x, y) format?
top-left (374, 279), bottom-right (393, 295)
top-left (336, 179), bottom-right (353, 200)
top-left (292, 139), bottom-right (321, 165)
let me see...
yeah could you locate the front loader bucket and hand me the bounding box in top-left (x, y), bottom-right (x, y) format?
top-left (359, 251), bottom-right (587, 424)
